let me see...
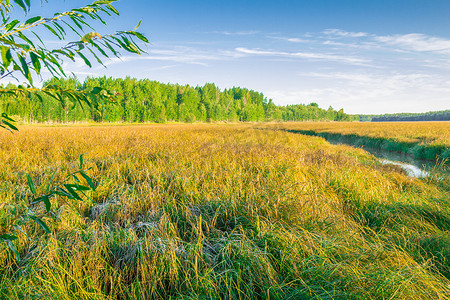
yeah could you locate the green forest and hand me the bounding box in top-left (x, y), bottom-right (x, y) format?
top-left (0, 76), bottom-right (354, 123)
top-left (360, 110), bottom-right (450, 122)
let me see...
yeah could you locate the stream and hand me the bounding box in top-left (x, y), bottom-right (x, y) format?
top-left (327, 140), bottom-right (434, 178)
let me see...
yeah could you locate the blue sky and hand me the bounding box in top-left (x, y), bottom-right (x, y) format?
top-left (4, 0), bottom-right (450, 114)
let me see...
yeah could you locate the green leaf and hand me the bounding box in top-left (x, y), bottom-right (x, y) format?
top-left (91, 87), bottom-right (103, 94)
top-left (5, 19), bottom-right (19, 31)
top-left (70, 16), bottom-right (85, 31)
top-left (106, 3), bottom-right (119, 15)
top-left (80, 172), bottom-right (96, 190)
top-left (103, 39), bottom-right (119, 57)
top-left (24, 16), bottom-right (41, 25)
top-left (30, 52), bottom-right (41, 74)
top-left (0, 234), bottom-right (18, 241)
top-left (2, 120), bottom-right (18, 131)
top-left (18, 55), bottom-right (31, 83)
top-left (26, 174), bottom-right (36, 196)
top-left (32, 195), bottom-right (51, 211)
top-left (79, 154), bottom-right (84, 169)
top-left (65, 184), bottom-right (90, 191)
top-left (0, 46), bottom-right (13, 69)
top-left (77, 51), bottom-right (92, 67)
top-left (31, 32), bottom-right (45, 46)
top-left (13, 61), bottom-right (21, 71)
top-left (29, 215), bottom-right (51, 233)
top-left (129, 31), bottom-right (148, 43)
top-left (90, 41), bottom-right (108, 57)
top-left (44, 24), bottom-right (62, 39)
top-left (63, 184), bottom-right (82, 200)
top-left (133, 20), bottom-right (142, 31)
top-left (18, 31), bottom-right (35, 47)
top-left (52, 21), bottom-right (66, 37)
top-left (55, 187), bottom-right (74, 199)
top-left (13, 0), bottom-right (27, 12)
top-left (5, 240), bottom-right (20, 261)
top-left (1, 113), bottom-right (15, 122)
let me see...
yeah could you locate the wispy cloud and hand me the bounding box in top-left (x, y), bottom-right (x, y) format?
top-left (267, 36), bottom-right (310, 43)
top-left (320, 29), bottom-right (450, 56)
top-left (211, 30), bottom-right (260, 36)
top-left (102, 47), bottom-right (230, 67)
top-left (323, 29), bottom-right (368, 38)
top-left (267, 70), bottom-right (450, 113)
top-left (374, 33), bottom-right (450, 54)
top-left (235, 47), bottom-right (370, 65)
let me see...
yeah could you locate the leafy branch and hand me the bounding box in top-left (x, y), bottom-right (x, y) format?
top-left (0, 0), bottom-right (148, 85)
top-left (0, 0), bottom-right (149, 261)
top-left (1, 155), bottom-right (97, 261)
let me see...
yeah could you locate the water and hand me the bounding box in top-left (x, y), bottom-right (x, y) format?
top-left (278, 128), bottom-right (438, 178)
top-left (328, 140), bottom-right (434, 178)
top-left (379, 159), bottom-right (429, 178)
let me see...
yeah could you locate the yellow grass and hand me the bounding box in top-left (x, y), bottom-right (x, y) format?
top-left (272, 121), bottom-right (450, 145)
top-left (266, 121), bottom-right (450, 160)
top-left (0, 124), bottom-right (449, 299)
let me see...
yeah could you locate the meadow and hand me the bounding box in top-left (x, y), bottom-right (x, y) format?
top-left (0, 123), bottom-right (449, 299)
top-left (270, 121), bottom-right (450, 161)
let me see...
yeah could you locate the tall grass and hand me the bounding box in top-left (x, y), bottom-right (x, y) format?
top-left (272, 121), bottom-right (450, 160)
top-left (0, 124), bottom-right (449, 299)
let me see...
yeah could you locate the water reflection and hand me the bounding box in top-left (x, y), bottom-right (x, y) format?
top-left (380, 159), bottom-right (429, 178)
top-left (328, 141), bottom-right (435, 178)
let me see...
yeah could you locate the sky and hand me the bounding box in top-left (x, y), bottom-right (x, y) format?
top-left (3, 0), bottom-right (450, 114)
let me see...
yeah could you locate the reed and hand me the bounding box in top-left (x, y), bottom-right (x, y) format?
top-left (1, 124), bottom-right (449, 299)
top-left (270, 121), bottom-right (450, 161)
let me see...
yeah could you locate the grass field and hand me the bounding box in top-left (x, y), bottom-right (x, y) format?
top-left (1, 123), bottom-right (449, 299)
top-left (268, 122), bottom-right (450, 161)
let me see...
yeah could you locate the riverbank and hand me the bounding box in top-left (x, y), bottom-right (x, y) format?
top-left (270, 122), bottom-right (450, 161)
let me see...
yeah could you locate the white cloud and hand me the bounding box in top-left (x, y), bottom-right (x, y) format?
top-left (323, 29), bottom-right (368, 38)
top-left (101, 47), bottom-right (230, 67)
top-left (267, 71), bottom-right (450, 114)
top-left (267, 36), bottom-right (310, 43)
top-left (374, 33), bottom-right (450, 54)
top-left (212, 30), bottom-right (260, 36)
top-left (235, 47), bottom-right (370, 65)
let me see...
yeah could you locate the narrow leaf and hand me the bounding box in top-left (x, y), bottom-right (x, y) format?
top-left (133, 20), bottom-right (142, 31)
top-left (63, 184), bottom-right (82, 200)
top-left (1, 113), bottom-right (15, 122)
top-left (6, 240), bottom-right (20, 261)
top-left (29, 215), bottom-right (51, 233)
top-left (0, 234), bottom-right (18, 241)
top-left (0, 46), bottom-right (13, 69)
top-left (77, 51), bottom-right (92, 67)
top-left (13, 0), bottom-right (27, 12)
top-left (26, 174), bottom-right (36, 196)
top-left (30, 52), bottom-right (41, 74)
top-left (5, 19), bottom-right (19, 31)
top-left (80, 172), bottom-right (96, 190)
top-left (24, 16), bottom-right (41, 25)
top-left (2, 120), bottom-right (18, 131)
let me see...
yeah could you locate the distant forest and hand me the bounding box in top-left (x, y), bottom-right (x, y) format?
top-left (360, 110), bottom-right (450, 122)
top-left (0, 77), bottom-right (355, 123)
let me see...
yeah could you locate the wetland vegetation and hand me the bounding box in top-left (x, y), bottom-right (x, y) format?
top-left (1, 123), bottom-right (449, 299)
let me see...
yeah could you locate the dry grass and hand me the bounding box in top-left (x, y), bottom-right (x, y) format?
top-left (0, 123), bottom-right (449, 299)
top-left (267, 121), bottom-right (450, 160)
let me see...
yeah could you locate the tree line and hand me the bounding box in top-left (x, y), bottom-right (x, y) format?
top-left (0, 76), bottom-right (354, 123)
top-left (360, 110), bottom-right (450, 122)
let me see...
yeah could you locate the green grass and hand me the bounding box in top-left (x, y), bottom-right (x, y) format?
top-left (271, 122), bottom-right (450, 161)
top-left (0, 124), bottom-right (449, 299)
